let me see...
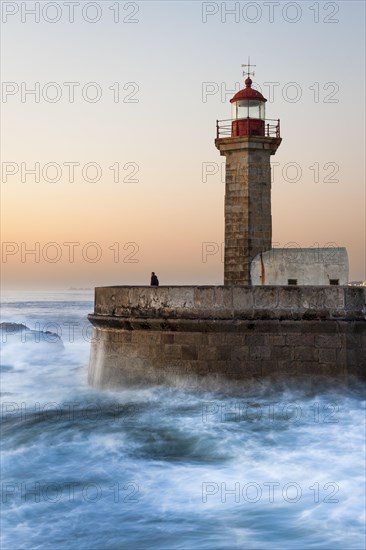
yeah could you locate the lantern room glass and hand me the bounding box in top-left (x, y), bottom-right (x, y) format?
top-left (231, 100), bottom-right (265, 120)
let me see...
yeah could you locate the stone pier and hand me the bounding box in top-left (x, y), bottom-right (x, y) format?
top-left (88, 286), bottom-right (366, 388)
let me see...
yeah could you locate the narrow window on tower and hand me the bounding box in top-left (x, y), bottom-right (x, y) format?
top-left (329, 279), bottom-right (339, 285)
top-left (288, 279), bottom-right (298, 286)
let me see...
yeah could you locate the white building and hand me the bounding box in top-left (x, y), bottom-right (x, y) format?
top-left (251, 248), bottom-right (349, 286)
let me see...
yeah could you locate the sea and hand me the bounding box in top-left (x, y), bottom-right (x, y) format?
top-left (1, 290), bottom-right (365, 550)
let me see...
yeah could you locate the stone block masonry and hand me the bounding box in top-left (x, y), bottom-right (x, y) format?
top-left (88, 286), bottom-right (366, 389)
top-left (215, 135), bottom-right (281, 285)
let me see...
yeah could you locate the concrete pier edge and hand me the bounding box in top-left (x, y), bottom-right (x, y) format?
top-left (87, 286), bottom-right (366, 389)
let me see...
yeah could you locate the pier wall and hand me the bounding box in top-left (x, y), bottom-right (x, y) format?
top-left (88, 286), bottom-right (366, 388)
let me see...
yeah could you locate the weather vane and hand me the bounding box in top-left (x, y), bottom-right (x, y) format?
top-left (241, 57), bottom-right (256, 78)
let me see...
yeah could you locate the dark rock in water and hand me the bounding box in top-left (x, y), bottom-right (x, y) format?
top-left (0, 322), bottom-right (64, 348)
top-left (0, 322), bottom-right (29, 332)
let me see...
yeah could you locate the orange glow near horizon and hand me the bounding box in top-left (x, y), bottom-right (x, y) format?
top-left (1, 2), bottom-right (365, 289)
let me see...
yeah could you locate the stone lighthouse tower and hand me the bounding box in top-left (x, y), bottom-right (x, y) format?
top-left (215, 65), bottom-right (282, 285)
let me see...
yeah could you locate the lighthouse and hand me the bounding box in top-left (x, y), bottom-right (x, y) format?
top-left (215, 63), bottom-right (282, 285)
top-left (87, 61), bottom-right (365, 389)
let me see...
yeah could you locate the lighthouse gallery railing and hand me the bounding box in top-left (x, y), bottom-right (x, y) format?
top-left (216, 118), bottom-right (280, 140)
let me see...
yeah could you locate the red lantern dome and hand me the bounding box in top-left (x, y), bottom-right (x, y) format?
top-left (230, 77), bottom-right (267, 137)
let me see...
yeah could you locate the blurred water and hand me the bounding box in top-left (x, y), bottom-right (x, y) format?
top-left (1, 291), bottom-right (365, 550)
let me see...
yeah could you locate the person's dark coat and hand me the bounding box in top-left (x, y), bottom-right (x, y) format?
top-left (151, 273), bottom-right (159, 286)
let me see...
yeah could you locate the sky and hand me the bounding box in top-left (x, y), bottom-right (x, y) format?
top-left (1, 0), bottom-right (365, 289)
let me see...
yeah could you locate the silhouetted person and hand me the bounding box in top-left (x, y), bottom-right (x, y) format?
top-left (150, 272), bottom-right (159, 286)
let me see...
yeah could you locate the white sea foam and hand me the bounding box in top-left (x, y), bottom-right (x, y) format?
top-left (1, 292), bottom-right (365, 549)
